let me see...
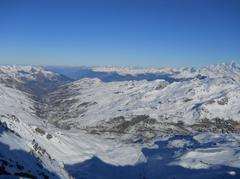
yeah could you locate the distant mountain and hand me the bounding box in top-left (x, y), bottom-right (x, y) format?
top-left (0, 65), bottom-right (71, 97)
top-left (46, 66), bottom-right (192, 82)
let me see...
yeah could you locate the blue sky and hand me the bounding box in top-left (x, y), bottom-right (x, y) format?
top-left (0, 0), bottom-right (240, 67)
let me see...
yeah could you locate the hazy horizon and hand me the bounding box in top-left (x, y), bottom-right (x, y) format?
top-left (0, 60), bottom-right (240, 69)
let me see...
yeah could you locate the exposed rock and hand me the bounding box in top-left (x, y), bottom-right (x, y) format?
top-left (217, 96), bottom-right (229, 105)
top-left (46, 134), bottom-right (53, 140)
top-left (183, 98), bottom-right (193, 102)
top-left (155, 81), bottom-right (168, 90)
top-left (190, 117), bottom-right (240, 133)
top-left (35, 127), bottom-right (45, 135)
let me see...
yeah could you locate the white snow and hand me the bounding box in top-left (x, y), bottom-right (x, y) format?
top-left (167, 139), bottom-right (192, 148)
top-left (172, 133), bottom-right (240, 169)
top-left (1, 63), bottom-right (240, 178)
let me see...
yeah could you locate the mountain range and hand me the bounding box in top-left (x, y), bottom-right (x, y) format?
top-left (1, 63), bottom-right (240, 178)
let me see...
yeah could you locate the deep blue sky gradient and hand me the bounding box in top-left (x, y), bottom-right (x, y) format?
top-left (0, 0), bottom-right (240, 67)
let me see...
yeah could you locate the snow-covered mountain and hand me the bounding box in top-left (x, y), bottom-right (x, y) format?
top-left (44, 63), bottom-right (240, 138)
top-left (1, 63), bottom-right (240, 178)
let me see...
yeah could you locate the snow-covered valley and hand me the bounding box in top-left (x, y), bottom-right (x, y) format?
top-left (1, 63), bottom-right (240, 178)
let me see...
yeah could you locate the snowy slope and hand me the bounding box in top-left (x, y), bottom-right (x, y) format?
top-left (92, 62), bottom-right (240, 79)
top-left (0, 67), bottom-right (145, 178)
top-left (44, 63), bottom-right (240, 135)
top-left (1, 63), bottom-right (240, 178)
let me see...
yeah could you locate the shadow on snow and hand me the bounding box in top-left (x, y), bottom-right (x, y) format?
top-left (0, 127), bottom-right (61, 179)
top-left (65, 135), bottom-right (240, 179)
